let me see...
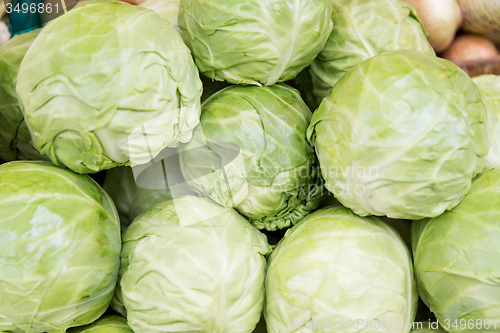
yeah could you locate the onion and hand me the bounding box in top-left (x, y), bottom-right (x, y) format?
top-left (0, 21), bottom-right (10, 46)
top-left (404, 0), bottom-right (462, 53)
top-left (441, 34), bottom-right (500, 63)
top-left (459, 0), bottom-right (500, 44)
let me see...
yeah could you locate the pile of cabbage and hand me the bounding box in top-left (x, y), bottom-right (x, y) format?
top-left (0, 0), bottom-right (499, 332)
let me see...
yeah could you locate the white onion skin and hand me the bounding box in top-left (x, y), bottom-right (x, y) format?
top-left (459, 0), bottom-right (500, 44)
top-left (0, 21), bottom-right (10, 46)
top-left (441, 34), bottom-right (500, 63)
top-left (405, 0), bottom-right (462, 52)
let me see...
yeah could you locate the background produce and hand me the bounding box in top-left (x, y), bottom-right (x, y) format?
top-left (0, 21), bottom-right (9, 45)
top-left (442, 34), bottom-right (500, 63)
top-left (406, 0), bottom-right (500, 76)
top-left (1, 0), bottom-right (500, 332)
top-left (460, 0), bottom-right (500, 45)
top-left (403, 0), bottom-right (462, 52)
top-left (179, 84), bottom-right (325, 231)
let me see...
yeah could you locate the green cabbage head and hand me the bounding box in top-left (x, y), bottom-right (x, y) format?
top-left (473, 75), bottom-right (500, 171)
top-left (306, 0), bottom-right (434, 109)
top-left (307, 50), bottom-right (489, 220)
top-left (16, 0), bottom-right (202, 174)
top-left (139, 0), bottom-right (180, 33)
top-left (179, 84), bottom-right (325, 231)
top-left (179, 0), bottom-right (333, 85)
top-left (114, 196), bottom-right (271, 333)
top-left (0, 161), bottom-right (121, 333)
top-left (0, 29), bottom-right (48, 162)
top-left (265, 206), bottom-right (417, 333)
top-left (68, 316), bottom-right (133, 333)
top-left (412, 168), bottom-right (500, 333)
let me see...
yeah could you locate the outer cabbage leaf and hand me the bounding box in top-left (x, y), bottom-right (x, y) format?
top-left (307, 50), bottom-right (488, 219)
top-left (68, 316), bottom-right (132, 333)
top-left (473, 75), bottom-right (500, 171)
top-left (412, 168), bottom-right (500, 333)
top-left (139, 0), bottom-right (181, 33)
top-left (307, 0), bottom-right (434, 109)
top-left (16, 0), bottom-right (202, 174)
top-left (265, 206), bottom-right (417, 333)
top-left (115, 196), bottom-right (271, 333)
top-left (0, 161), bottom-right (121, 333)
top-left (0, 28), bottom-right (48, 161)
top-left (179, 84), bottom-right (325, 231)
top-left (179, 0), bottom-right (333, 85)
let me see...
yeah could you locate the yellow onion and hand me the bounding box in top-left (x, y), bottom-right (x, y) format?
top-left (404, 0), bottom-right (462, 52)
top-left (441, 34), bottom-right (500, 63)
top-left (0, 1), bottom-right (5, 19)
top-left (459, 0), bottom-right (500, 44)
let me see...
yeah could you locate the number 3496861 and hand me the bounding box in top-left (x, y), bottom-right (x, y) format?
top-left (6, 2), bottom-right (62, 14)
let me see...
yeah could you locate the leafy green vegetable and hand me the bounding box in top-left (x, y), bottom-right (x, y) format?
top-left (306, 0), bottom-right (434, 109)
top-left (179, 84), bottom-right (325, 231)
top-left (179, 0), bottom-right (333, 85)
top-left (308, 50), bottom-right (488, 220)
top-left (473, 74), bottom-right (500, 171)
top-left (68, 316), bottom-right (132, 333)
top-left (0, 161), bottom-right (121, 333)
top-left (16, 0), bottom-right (202, 174)
top-left (114, 196), bottom-right (271, 333)
top-left (0, 29), bottom-right (48, 162)
top-left (265, 206), bottom-right (417, 333)
top-left (412, 168), bottom-right (500, 332)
